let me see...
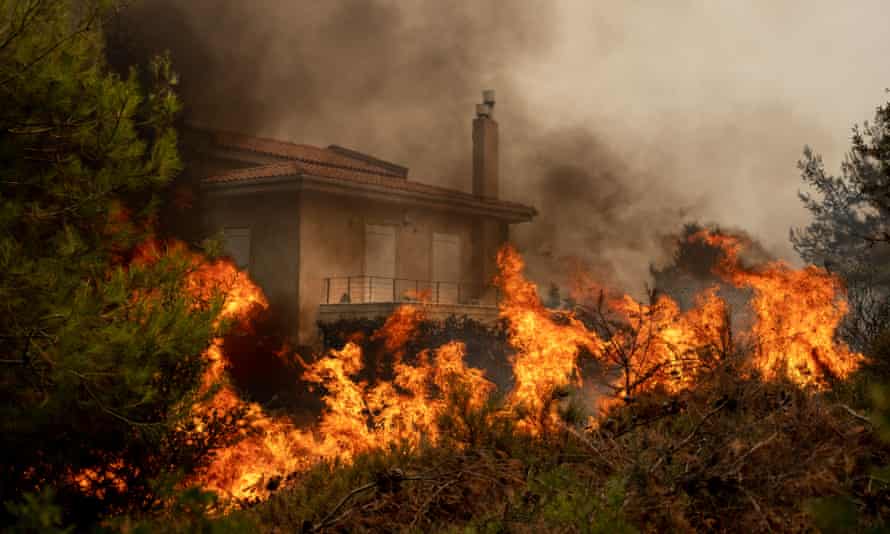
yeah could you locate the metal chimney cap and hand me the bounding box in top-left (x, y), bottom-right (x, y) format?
top-left (482, 89), bottom-right (496, 105)
top-left (476, 103), bottom-right (492, 118)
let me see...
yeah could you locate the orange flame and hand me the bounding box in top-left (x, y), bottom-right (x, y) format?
top-left (495, 245), bottom-right (601, 433)
top-left (302, 339), bottom-right (494, 460)
top-left (693, 231), bottom-right (862, 386)
top-left (604, 287), bottom-right (729, 396)
top-left (493, 232), bottom-right (862, 424)
top-left (191, 299), bottom-right (493, 501)
top-left (372, 303), bottom-right (424, 361)
top-left (182, 230), bottom-right (863, 503)
top-left (494, 245), bottom-right (724, 424)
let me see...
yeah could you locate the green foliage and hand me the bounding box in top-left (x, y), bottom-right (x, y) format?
top-left (805, 496), bottom-right (869, 534)
top-left (200, 231), bottom-right (227, 260)
top-left (528, 467), bottom-right (636, 533)
top-left (0, 0), bottom-right (231, 527)
top-left (108, 488), bottom-right (258, 534)
top-left (259, 451), bottom-right (401, 529)
top-left (4, 490), bottom-right (72, 534)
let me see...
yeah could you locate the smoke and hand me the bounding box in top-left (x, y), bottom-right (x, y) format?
top-left (108, 0), bottom-right (890, 292)
top-left (107, 0), bottom-right (554, 189)
top-left (507, 126), bottom-right (698, 293)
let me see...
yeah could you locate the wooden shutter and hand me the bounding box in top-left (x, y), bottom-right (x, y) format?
top-left (364, 224), bottom-right (396, 302)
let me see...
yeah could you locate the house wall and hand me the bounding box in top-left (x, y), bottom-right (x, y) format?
top-left (475, 218), bottom-right (509, 290)
top-left (202, 188), bottom-right (511, 346)
top-left (202, 190), bottom-right (301, 339)
top-left (297, 190), bottom-right (484, 345)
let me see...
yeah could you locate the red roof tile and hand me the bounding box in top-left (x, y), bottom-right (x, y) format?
top-left (196, 128), bottom-right (536, 221)
top-left (203, 161), bottom-right (537, 220)
top-left (203, 161), bottom-right (300, 183)
top-left (212, 131), bottom-right (406, 178)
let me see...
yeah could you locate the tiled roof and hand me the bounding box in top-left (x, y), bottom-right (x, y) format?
top-left (203, 161), bottom-right (300, 182)
top-left (197, 129), bottom-right (537, 221)
top-left (203, 160), bottom-right (537, 220)
top-left (212, 131), bottom-right (406, 178)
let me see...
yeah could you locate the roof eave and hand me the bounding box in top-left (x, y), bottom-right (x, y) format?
top-left (300, 174), bottom-right (536, 223)
top-left (200, 173), bottom-right (536, 223)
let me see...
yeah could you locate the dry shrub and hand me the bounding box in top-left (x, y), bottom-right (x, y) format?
top-left (587, 367), bottom-right (890, 532)
top-left (254, 445), bottom-right (529, 533)
top-left (246, 365), bottom-right (890, 533)
top-left (243, 343), bottom-right (890, 533)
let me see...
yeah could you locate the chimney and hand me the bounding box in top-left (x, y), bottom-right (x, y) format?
top-left (472, 90), bottom-right (498, 199)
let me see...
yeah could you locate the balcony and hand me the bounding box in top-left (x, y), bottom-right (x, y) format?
top-left (318, 276), bottom-right (501, 324)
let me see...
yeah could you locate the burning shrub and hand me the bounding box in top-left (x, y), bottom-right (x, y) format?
top-left (319, 314), bottom-right (513, 388)
top-left (241, 357), bottom-right (890, 533)
top-left (497, 228), bottom-right (864, 417)
top-left (204, 231), bottom-right (868, 511)
top-left (145, 230), bottom-right (886, 531)
top-left (188, 312), bottom-right (507, 505)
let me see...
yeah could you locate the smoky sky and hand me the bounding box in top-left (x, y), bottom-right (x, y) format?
top-left (107, 0), bottom-right (553, 186)
top-left (108, 0), bottom-right (890, 293)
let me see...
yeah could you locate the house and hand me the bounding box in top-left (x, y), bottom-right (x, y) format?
top-left (187, 91), bottom-right (537, 344)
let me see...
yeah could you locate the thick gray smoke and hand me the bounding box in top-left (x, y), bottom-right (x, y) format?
top-left (108, 0), bottom-right (890, 293)
top-left (108, 0), bottom-right (554, 190)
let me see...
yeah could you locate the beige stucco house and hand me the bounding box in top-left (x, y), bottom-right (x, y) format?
top-left (188, 92), bottom-right (536, 344)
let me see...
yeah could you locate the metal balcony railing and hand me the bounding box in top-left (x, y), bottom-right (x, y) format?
top-left (322, 276), bottom-right (500, 306)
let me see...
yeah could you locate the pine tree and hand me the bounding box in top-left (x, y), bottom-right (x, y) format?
top-left (791, 93), bottom-right (890, 350)
top-left (792, 95), bottom-right (890, 279)
top-left (0, 1), bottom-right (235, 526)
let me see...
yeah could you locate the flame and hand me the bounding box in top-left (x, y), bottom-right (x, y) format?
top-left (192, 336), bottom-right (495, 503)
top-left (493, 231), bottom-right (862, 425)
top-left (124, 230), bottom-right (861, 504)
top-left (181, 249), bottom-right (310, 502)
top-left (104, 239), bottom-right (304, 502)
top-left (372, 303), bottom-right (424, 361)
top-left (70, 459), bottom-right (128, 500)
top-left (493, 245), bottom-right (723, 424)
top-left (495, 245), bottom-right (601, 433)
top-left (302, 339), bottom-right (494, 460)
top-left (693, 231), bottom-right (863, 386)
top-left (190, 292), bottom-right (492, 501)
top-left (605, 287), bottom-right (729, 396)
top-left (71, 240), bottom-right (271, 500)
